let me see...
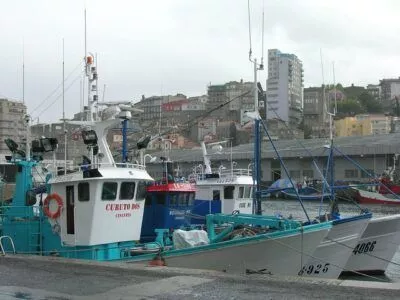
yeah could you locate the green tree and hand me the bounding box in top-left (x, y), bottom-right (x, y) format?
top-left (358, 92), bottom-right (383, 113)
top-left (336, 98), bottom-right (365, 116)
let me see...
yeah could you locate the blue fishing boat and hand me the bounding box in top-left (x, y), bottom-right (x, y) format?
top-left (141, 158), bottom-right (196, 242)
top-left (281, 186), bottom-right (331, 201)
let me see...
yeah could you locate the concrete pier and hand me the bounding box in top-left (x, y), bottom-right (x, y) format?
top-left (0, 255), bottom-right (399, 299)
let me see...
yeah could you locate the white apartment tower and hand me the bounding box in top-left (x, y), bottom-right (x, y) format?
top-left (266, 49), bottom-right (304, 126)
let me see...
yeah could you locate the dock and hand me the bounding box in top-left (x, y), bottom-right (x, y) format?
top-left (0, 255), bottom-right (400, 299)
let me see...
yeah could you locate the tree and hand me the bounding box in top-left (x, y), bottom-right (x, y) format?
top-left (336, 98), bottom-right (365, 116)
top-left (358, 92), bottom-right (383, 113)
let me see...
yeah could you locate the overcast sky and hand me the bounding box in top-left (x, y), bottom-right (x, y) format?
top-left (1, 0), bottom-right (400, 123)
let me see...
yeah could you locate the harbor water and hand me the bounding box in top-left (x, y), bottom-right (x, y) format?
top-left (262, 199), bottom-right (400, 282)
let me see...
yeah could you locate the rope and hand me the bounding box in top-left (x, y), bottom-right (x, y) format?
top-left (33, 70), bottom-right (85, 119)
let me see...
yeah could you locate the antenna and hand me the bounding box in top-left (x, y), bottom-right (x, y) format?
top-left (332, 61), bottom-right (337, 115)
top-left (62, 38), bottom-right (67, 174)
top-left (260, 0), bottom-right (265, 69)
top-left (22, 40), bottom-right (25, 104)
top-left (102, 84), bottom-right (106, 102)
top-left (247, 0), bottom-right (252, 60)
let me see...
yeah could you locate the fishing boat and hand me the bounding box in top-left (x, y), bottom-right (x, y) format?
top-left (189, 141), bottom-right (253, 224)
top-left (0, 53), bottom-right (334, 276)
top-left (280, 186), bottom-right (331, 201)
top-left (343, 214), bottom-right (400, 275)
top-left (353, 187), bottom-right (400, 205)
top-left (141, 158), bottom-right (196, 242)
top-left (249, 106), bottom-right (372, 279)
top-left (0, 122), bottom-right (332, 275)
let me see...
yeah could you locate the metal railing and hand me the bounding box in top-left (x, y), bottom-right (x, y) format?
top-left (50, 162), bottom-right (147, 177)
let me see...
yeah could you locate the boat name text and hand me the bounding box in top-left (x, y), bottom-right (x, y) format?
top-left (352, 241), bottom-right (376, 255)
top-left (298, 263), bottom-right (330, 276)
top-left (105, 203), bottom-right (140, 212)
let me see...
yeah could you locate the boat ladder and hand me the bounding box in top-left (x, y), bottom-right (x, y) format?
top-left (0, 235), bottom-right (16, 256)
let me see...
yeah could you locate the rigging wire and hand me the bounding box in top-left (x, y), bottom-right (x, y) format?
top-left (33, 70), bottom-right (85, 120)
top-left (30, 60), bottom-right (84, 115)
top-left (114, 90), bottom-right (252, 157)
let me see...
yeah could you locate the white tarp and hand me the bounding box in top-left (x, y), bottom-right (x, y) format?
top-left (173, 229), bottom-right (210, 250)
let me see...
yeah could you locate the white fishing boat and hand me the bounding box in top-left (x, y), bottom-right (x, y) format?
top-left (300, 214), bottom-right (371, 278)
top-left (343, 214), bottom-right (400, 275)
top-left (190, 141), bottom-right (253, 222)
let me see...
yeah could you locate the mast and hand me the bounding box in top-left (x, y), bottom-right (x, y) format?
top-left (248, 0), bottom-right (263, 215)
top-left (329, 62), bottom-right (337, 206)
top-left (63, 38), bottom-right (67, 174)
top-left (22, 41), bottom-right (25, 104)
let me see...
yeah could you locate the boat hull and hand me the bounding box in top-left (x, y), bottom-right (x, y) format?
top-left (300, 214), bottom-right (371, 279)
top-left (343, 214), bottom-right (400, 275)
top-left (130, 225), bottom-right (330, 276)
top-left (355, 188), bottom-right (400, 205)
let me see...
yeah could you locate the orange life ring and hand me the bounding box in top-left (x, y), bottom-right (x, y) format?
top-left (43, 193), bottom-right (63, 219)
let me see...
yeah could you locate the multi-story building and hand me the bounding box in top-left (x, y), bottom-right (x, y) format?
top-left (266, 49), bottom-right (304, 127)
top-left (379, 78), bottom-right (400, 112)
top-left (335, 114), bottom-right (390, 137)
top-left (0, 98), bottom-right (27, 152)
top-left (134, 94), bottom-right (187, 129)
top-left (303, 87), bottom-right (330, 138)
top-left (207, 80), bottom-right (254, 122)
top-left (367, 84), bottom-right (381, 102)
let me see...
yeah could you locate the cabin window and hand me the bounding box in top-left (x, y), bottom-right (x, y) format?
top-left (136, 181), bottom-right (147, 201)
top-left (224, 186), bottom-right (234, 199)
top-left (78, 182), bottom-right (90, 202)
top-left (120, 182), bottom-right (135, 200)
top-left (101, 182), bottom-right (118, 200)
top-left (178, 193), bottom-right (186, 206)
top-left (238, 186), bottom-right (244, 198)
top-left (170, 193), bottom-right (178, 206)
top-left (244, 186), bottom-right (252, 198)
top-left (213, 190), bottom-right (220, 201)
top-left (145, 194), bottom-right (152, 206)
top-left (155, 193), bottom-right (165, 205)
top-left (188, 192), bottom-right (195, 206)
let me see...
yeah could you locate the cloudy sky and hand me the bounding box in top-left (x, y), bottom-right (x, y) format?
top-left (1, 0), bottom-right (399, 123)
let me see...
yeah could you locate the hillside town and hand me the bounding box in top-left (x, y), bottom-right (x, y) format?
top-left (1, 48), bottom-right (400, 165)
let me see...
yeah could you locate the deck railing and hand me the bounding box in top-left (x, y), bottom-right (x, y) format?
top-left (50, 162), bottom-right (147, 178)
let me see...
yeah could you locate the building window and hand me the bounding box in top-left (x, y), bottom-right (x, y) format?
top-left (361, 169), bottom-right (374, 178)
top-left (303, 170), bottom-right (314, 179)
top-left (289, 170), bottom-right (301, 180)
top-left (78, 182), bottom-right (90, 202)
top-left (344, 169), bottom-right (359, 178)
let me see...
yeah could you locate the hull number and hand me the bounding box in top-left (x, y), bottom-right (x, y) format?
top-left (352, 241), bottom-right (376, 255)
top-left (298, 263), bottom-right (330, 276)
